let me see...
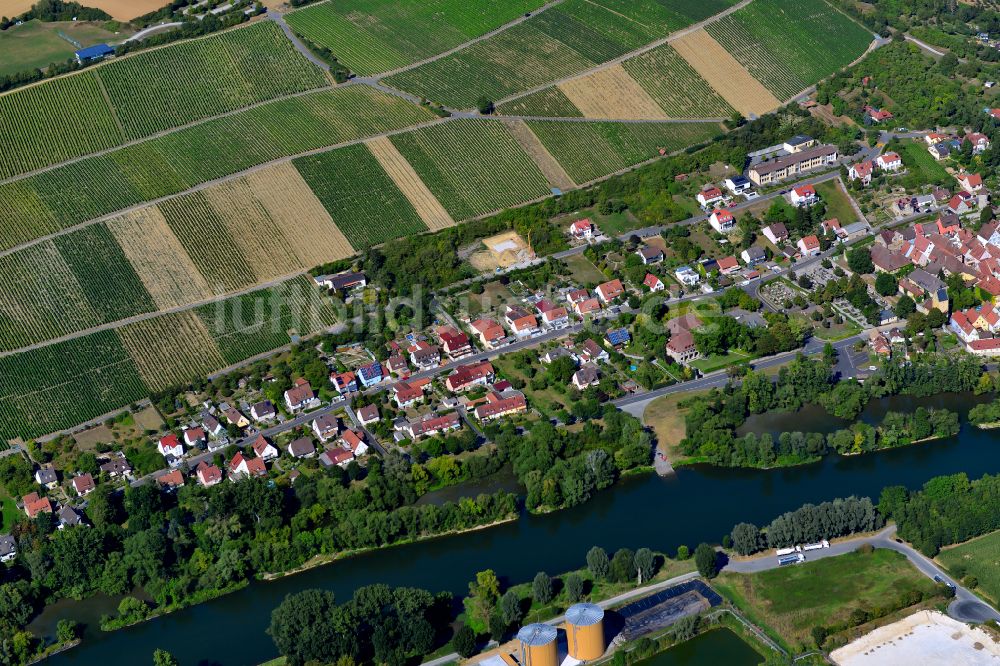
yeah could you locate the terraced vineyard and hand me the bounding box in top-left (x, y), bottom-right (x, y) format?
top-left (98, 21), bottom-right (327, 138)
top-left (0, 72), bottom-right (124, 180)
top-left (706, 0), bottom-right (872, 100)
top-left (623, 45), bottom-right (735, 118)
top-left (118, 311), bottom-right (227, 392)
top-left (496, 87), bottom-right (584, 117)
top-left (385, 0), bottom-right (736, 108)
top-left (294, 144), bottom-right (428, 248)
top-left (285, 0), bottom-right (544, 76)
top-left (196, 276), bottom-right (337, 365)
top-left (389, 120), bottom-right (551, 220)
top-left (0, 86), bottom-right (435, 252)
top-left (0, 331), bottom-right (148, 441)
top-left (526, 120), bottom-right (721, 184)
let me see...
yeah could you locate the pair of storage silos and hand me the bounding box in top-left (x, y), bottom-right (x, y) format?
top-left (516, 603), bottom-right (605, 666)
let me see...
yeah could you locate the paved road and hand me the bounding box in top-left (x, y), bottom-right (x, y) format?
top-left (725, 526), bottom-right (1000, 624)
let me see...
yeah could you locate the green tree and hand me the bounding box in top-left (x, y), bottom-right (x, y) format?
top-left (610, 548), bottom-right (635, 583)
top-left (268, 589), bottom-right (339, 666)
top-left (499, 589), bottom-right (522, 626)
top-left (586, 546), bottom-right (609, 579)
top-left (453, 625), bottom-right (477, 658)
top-left (56, 619), bottom-right (78, 644)
top-left (730, 523), bottom-right (761, 556)
top-left (875, 272), bottom-right (897, 296)
top-left (847, 247), bottom-right (874, 274)
top-left (565, 573), bottom-right (584, 602)
top-left (895, 295), bottom-right (916, 318)
top-left (477, 97), bottom-right (494, 114)
top-left (634, 548), bottom-right (655, 584)
top-left (468, 569), bottom-right (500, 627)
top-left (152, 648), bottom-right (179, 666)
top-left (694, 543), bottom-right (718, 578)
top-left (532, 571), bottom-right (553, 605)
top-left (811, 625), bottom-right (828, 648)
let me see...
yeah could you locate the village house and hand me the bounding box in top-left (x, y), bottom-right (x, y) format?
top-left (252, 434), bottom-right (279, 461)
top-left (724, 175), bottom-right (752, 194)
top-left (578, 339), bottom-right (609, 364)
top-left (157, 469), bottom-right (184, 491)
top-left (871, 246), bottom-right (910, 273)
top-left (747, 143), bottom-right (838, 186)
top-left (250, 400), bottom-right (276, 422)
top-left (287, 437), bottom-right (317, 459)
top-left (284, 377), bottom-right (318, 412)
top-left (675, 266), bottom-right (700, 286)
top-left (596, 279), bottom-right (624, 303)
top-left (229, 452), bottom-right (268, 479)
top-left (541, 347), bottom-right (578, 365)
top-left (761, 222), bottom-right (789, 246)
top-left (929, 142), bottom-right (952, 160)
top-left (196, 461), bottom-right (223, 488)
top-left (183, 426), bottom-right (206, 448)
top-left (34, 465), bottom-right (57, 489)
top-left (643, 273), bottom-right (665, 291)
top-left (504, 305), bottom-right (539, 337)
top-left (330, 371), bottom-right (358, 395)
top-left (357, 361), bottom-right (384, 389)
top-left (341, 429), bottom-right (369, 457)
top-left (541, 306), bottom-right (569, 329)
top-left (58, 506), bottom-right (82, 529)
top-left (401, 412), bottom-right (462, 440)
top-left (0, 535), bottom-right (15, 563)
top-left (877, 152), bottom-right (903, 171)
top-left (202, 413), bottom-right (224, 439)
top-left (437, 326), bottom-right (473, 358)
top-left (958, 173), bottom-right (984, 194)
top-left (72, 473), bottom-right (95, 497)
top-left (965, 133), bottom-right (991, 154)
top-left (567, 288), bottom-right (590, 305)
top-left (569, 218), bottom-right (597, 239)
top-left (100, 454), bottom-right (133, 480)
top-left (696, 186), bottom-right (725, 208)
top-left (320, 448), bottom-right (354, 468)
top-left (796, 235), bottom-right (821, 256)
top-left (572, 365), bottom-right (600, 390)
top-left (474, 391), bottom-right (528, 421)
top-left (863, 105), bottom-right (893, 123)
top-left (470, 319), bottom-right (506, 349)
top-left (385, 354), bottom-right (408, 376)
top-left (574, 297), bottom-right (601, 316)
top-left (790, 184), bottom-right (818, 207)
top-left (357, 404), bottom-right (380, 426)
top-left (638, 246), bottom-right (664, 264)
top-left (605, 327), bottom-right (631, 348)
top-left (848, 160), bottom-right (874, 185)
top-left (22, 492), bottom-right (52, 518)
top-left (709, 208), bottom-right (736, 234)
top-left (314, 271), bottom-right (367, 296)
top-left (224, 407), bottom-right (249, 428)
top-left (157, 434), bottom-right (184, 460)
top-left (311, 414), bottom-right (339, 442)
top-left (408, 341), bottom-right (441, 369)
top-left (717, 256), bottom-right (740, 275)
top-left (445, 361), bottom-right (495, 392)
top-left (393, 380), bottom-right (426, 408)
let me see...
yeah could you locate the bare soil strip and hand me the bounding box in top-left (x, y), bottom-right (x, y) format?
top-left (557, 64), bottom-right (670, 120)
top-left (366, 136), bottom-right (456, 231)
top-left (670, 30), bottom-right (780, 117)
top-left (202, 177), bottom-right (304, 282)
top-left (118, 310), bottom-right (226, 392)
top-left (107, 207), bottom-right (214, 309)
top-left (502, 119), bottom-right (577, 190)
top-left (243, 162), bottom-right (355, 265)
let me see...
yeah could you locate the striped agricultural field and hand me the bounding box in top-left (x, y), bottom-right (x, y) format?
top-left (365, 137), bottom-right (455, 232)
top-left (501, 119), bottom-right (576, 191)
top-left (556, 64), bottom-right (670, 120)
top-left (118, 311), bottom-right (227, 392)
top-left (622, 44), bottom-right (735, 119)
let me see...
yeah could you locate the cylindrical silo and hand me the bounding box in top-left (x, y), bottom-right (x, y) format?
top-left (517, 623), bottom-right (558, 666)
top-left (565, 602), bottom-right (605, 660)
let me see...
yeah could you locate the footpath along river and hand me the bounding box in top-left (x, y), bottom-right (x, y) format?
top-left (43, 393), bottom-right (1000, 665)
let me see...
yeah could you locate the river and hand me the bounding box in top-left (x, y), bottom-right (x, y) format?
top-left (44, 392), bottom-right (1000, 665)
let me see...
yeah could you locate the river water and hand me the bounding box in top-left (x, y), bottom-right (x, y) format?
top-left (636, 628), bottom-right (762, 666)
top-left (44, 393), bottom-right (1000, 665)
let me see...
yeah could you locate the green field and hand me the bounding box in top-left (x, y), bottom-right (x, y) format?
top-left (814, 180), bottom-right (858, 224)
top-left (707, 0), bottom-right (872, 101)
top-left (716, 549), bottom-right (936, 652)
top-left (98, 21), bottom-right (327, 139)
top-left (196, 275), bottom-right (337, 365)
top-left (938, 530), bottom-right (1000, 604)
top-left (0, 86), bottom-right (435, 252)
top-left (0, 71), bottom-right (125, 180)
top-left (117, 311), bottom-right (227, 392)
top-left (0, 331), bottom-right (148, 441)
top-left (390, 120), bottom-right (551, 219)
top-left (294, 143), bottom-right (427, 248)
top-left (496, 87), bottom-right (584, 117)
top-left (623, 44), bottom-right (735, 118)
top-left (526, 120), bottom-right (721, 184)
top-left (285, 0), bottom-right (545, 76)
top-left (0, 19), bottom-right (127, 77)
top-left (386, 0), bottom-right (739, 108)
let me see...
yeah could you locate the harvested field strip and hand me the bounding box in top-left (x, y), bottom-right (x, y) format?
top-left (201, 177), bottom-right (303, 282)
top-left (285, 0), bottom-right (545, 76)
top-left (294, 144), bottom-right (427, 248)
top-left (0, 331), bottom-right (148, 441)
top-left (670, 30), bottom-right (780, 117)
top-left (366, 137), bottom-right (455, 232)
top-left (118, 311), bottom-right (226, 392)
top-left (107, 207), bottom-right (214, 310)
top-left (159, 192), bottom-right (257, 294)
top-left (622, 43), bottom-right (734, 118)
top-left (496, 87), bottom-right (583, 117)
top-left (0, 71), bottom-right (124, 179)
top-left (53, 224), bottom-right (157, 323)
top-left (0, 241), bottom-right (101, 351)
top-left (242, 163), bottom-right (355, 266)
top-left (502, 119), bottom-right (576, 190)
top-left (389, 120), bottom-right (551, 220)
top-left (0, 86), bottom-right (435, 253)
top-left (526, 120), bottom-right (720, 184)
top-left (196, 275), bottom-right (337, 365)
top-left (98, 21), bottom-right (327, 139)
top-left (557, 64), bottom-right (669, 120)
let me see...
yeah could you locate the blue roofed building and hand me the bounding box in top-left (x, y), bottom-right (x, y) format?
top-left (358, 361), bottom-right (384, 388)
top-left (604, 327), bottom-right (631, 348)
top-left (75, 44), bottom-right (115, 63)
